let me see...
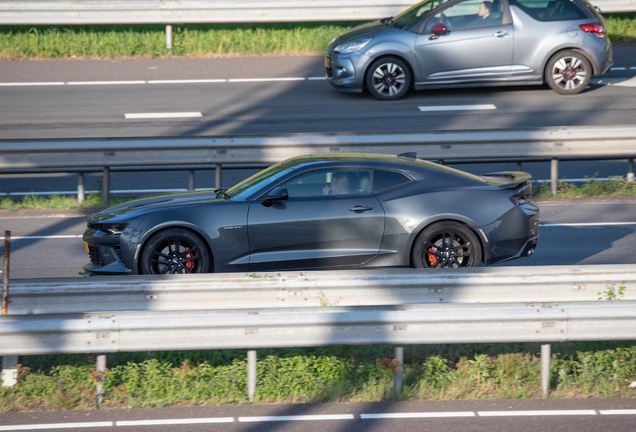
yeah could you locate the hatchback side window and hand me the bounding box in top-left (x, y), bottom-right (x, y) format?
top-left (283, 170), bottom-right (373, 197)
top-left (372, 170), bottom-right (411, 192)
top-left (510, 0), bottom-right (588, 21)
top-left (424, 0), bottom-right (504, 32)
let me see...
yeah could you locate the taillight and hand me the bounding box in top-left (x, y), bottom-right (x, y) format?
top-left (580, 22), bottom-right (606, 38)
top-left (509, 193), bottom-right (528, 206)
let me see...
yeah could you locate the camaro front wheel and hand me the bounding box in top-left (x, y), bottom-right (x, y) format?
top-left (545, 50), bottom-right (591, 95)
top-left (366, 57), bottom-right (411, 101)
top-left (411, 221), bottom-right (482, 268)
top-left (140, 228), bottom-right (210, 274)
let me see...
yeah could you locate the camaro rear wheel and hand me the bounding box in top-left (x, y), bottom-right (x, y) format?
top-left (366, 57), bottom-right (411, 101)
top-left (140, 228), bottom-right (210, 274)
top-left (545, 50), bottom-right (591, 95)
top-left (411, 221), bottom-right (482, 268)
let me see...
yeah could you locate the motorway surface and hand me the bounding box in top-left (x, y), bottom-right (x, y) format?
top-left (1, 399), bottom-right (636, 432)
top-left (0, 198), bottom-right (634, 278)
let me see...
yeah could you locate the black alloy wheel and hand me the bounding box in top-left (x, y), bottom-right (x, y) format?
top-left (366, 56), bottom-right (412, 100)
top-left (140, 227), bottom-right (210, 274)
top-left (545, 50), bottom-right (592, 95)
top-left (411, 221), bottom-right (482, 268)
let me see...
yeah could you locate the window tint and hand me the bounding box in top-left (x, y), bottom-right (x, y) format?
top-left (372, 170), bottom-right (411, 192)
top-left (283, 170), bottom-right (373, 197)
top-left (393, 0), bottom-right (453, 29)
top-left (510, 0), bottom-right (588, 21)
top-left (424, 0), bottom-right (504, 32)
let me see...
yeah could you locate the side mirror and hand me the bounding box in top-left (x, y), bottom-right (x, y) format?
top-left (261, 187), bottom-right (288, 207)
top-left (431, 23), bottom-right (448, 35)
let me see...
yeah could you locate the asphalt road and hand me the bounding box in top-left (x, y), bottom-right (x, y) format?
top-left (1, 399), bottom-right (636, 432)
top-left (0, 46), bottom-right (635, 140)
top-left (0, 198), bottom-right (634, 278)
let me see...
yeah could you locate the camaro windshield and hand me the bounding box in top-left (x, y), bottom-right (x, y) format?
top-left (392, 0), bottom-right (452, 29)
top-left (225, 159), bottom-right (300, 200)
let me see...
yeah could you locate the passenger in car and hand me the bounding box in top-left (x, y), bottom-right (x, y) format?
top-left (471, 1), bottom-right (502, 27)
top-left (322, 172), bottom-right (350, 195)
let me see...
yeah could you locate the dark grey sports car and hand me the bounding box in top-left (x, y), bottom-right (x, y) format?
top-left (81, 153), bottom-right (539, 275)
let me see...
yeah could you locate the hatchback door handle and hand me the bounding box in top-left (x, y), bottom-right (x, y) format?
top-left (494, 31), bottom-right (509, 37)
top-left (349, 205), bottom-right (373, 212)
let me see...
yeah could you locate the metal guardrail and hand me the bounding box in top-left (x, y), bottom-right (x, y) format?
top-left (0, 0), bottom-right (633, 26)
top-left (6, 265), bottom-right (636, 315)
top-left (2, 126), bottom-right (635, 202)
top-left (1, 265), bottom-right (634, 396)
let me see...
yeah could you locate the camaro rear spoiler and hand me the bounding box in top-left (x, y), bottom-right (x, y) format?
top-left (482, 171), bottom-right (532, 189)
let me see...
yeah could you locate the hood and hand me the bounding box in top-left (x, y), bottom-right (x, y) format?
top-left (88, 190), bottom-right (222, 222)
top-left (332, 20), bottom-right (395, 47)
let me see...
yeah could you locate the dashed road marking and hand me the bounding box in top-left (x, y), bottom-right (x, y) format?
top-left (124, 112), bottom-right (202, 119)
top-left (418, 104), bottom-right (497, 112)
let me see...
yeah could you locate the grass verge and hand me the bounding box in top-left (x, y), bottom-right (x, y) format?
top-left (1, 341), bottom-right (635, 412)
top-left (0, 13), bottom-right (634, 60)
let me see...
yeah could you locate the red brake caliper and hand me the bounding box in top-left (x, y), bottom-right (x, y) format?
top-left (428, 248), bottom-right (438, 268)
top-left (184, 247), bottom-right (194, 271)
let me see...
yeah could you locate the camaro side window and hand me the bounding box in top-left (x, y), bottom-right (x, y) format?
top-left (283, 170), bottom-right (373, 197)
top-left (372, 170), bottom-right (411, 192)
top-left (424, 0), bottom-right (504, 32)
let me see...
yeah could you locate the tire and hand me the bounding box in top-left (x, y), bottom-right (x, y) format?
top-left (411, 221), bottom-right (482, 268)
top-left (545, 50), bottom-right (591, 95)
top-left (366, 57), bottom-right (412, 101)
top-left (140, 227), bottom-right (210, 274)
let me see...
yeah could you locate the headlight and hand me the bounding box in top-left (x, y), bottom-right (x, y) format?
top-left (87, 222), bottom-right (128, 235)
top-left (334, 38), bottom-right (372, 54)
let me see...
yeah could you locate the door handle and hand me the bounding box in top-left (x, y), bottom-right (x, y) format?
top-left (494, 31), bottom-right (509, 37)
top-left (349, 205), bottom-right (373, 212)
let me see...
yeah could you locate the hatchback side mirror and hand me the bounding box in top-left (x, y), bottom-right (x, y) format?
top-left (431, 23), bottom-right (448, 35)
top-left (262, 187), bottom-right (289, 207)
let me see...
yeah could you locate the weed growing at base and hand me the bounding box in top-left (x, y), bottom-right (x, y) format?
top-left (1, 342), bottom-right (635, 412)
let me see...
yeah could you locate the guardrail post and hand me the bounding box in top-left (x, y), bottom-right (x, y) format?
top-left (550, 158), bottom-right (559, 196)
top-left (188, 170), bottom-right (195, 191)
top-left (77, 172), bottom-right (85, 203)
top-left (215, 164), bottom-right (222, 189)
top-left (628, 158), bottom-right (634, 182)
top-left (2, 231), bottom-right (9, 316)
top-left (103, 167), bottom-right (110, 207)
top-left (516, 162), bottom-right (522, 171)
top-left (247, 349), bottom-right (257, 402)
top-left (394, 345), bottom-right (404, 394)
top-left (166, 25), bottom-right (172, 49)
top-left (96, 354), bottom-right (107, 405)
top-left (541, 343), bottom-right (551, 396)
top-left (1, 355), bottom-right (19, 387)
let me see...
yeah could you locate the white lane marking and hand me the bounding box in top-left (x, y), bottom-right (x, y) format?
top-left (67, 80), bottom-right (146, 85)
top-left (478, 410), bottom-right (597, 416)
top-left (0, 422), bottom-right (113, 431)
top-left (116, 418), bottom-right (234, 426)
top-left (124, 112), bottom-right (202, 119)
top-left (611, 67), bottom-right (627, 70)
top-left (148, 79), bottom-right (227, 84)
top-left (11, 235), bottom-right (82, 240)
top-left (418, 104), bottom-right (497, 112)
top-left (631, 67), bottom-right (636, 70)
top-left (228, 77), bottom-right (306, 82)
top-left (239, 414), bottom-right (354, 422)
top-left (361, 412), bottom-right (475, 419)
top-left (593, 77), bottom-right (636, 87)
top-left (0, 82), bottom-right (65, 87)
top-left (0, 77), bottom-right (325, 86)
top-left (540, 222), bottom-right (636, 227)
top-left (599, 409), bottom-right (636, 415)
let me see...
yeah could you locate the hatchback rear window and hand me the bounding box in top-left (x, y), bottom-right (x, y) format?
top-left (510, 0), bottom-right (588, 21)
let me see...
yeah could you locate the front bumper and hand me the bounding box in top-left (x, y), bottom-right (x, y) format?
top-left (81, 230), bottom-right (133, 276)
top-left (325, 51), bottom-right (369, 92)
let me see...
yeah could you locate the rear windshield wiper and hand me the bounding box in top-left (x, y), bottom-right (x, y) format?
top-left (214, 188), bottom-right (230, 199)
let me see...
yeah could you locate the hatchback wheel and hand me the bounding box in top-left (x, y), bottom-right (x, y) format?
top-left (545, 50), bottom-right (591, 95)
top-left (366, 57), bottom-right (411, 100)
top-left (411, 221), bottom-right (482, 268)
top-left (140, 228), bottom-right (210, 274)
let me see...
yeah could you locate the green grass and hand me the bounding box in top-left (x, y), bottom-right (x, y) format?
top-left (532, 176), bottom-right (636, 199)
top-left (1, 342), bottom-right (635, 412)
top-left (0, 13), bottom-right (633, 60)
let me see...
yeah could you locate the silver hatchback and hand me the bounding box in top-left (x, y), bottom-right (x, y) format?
top-left (325, 0), bottom-right (613, 100)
